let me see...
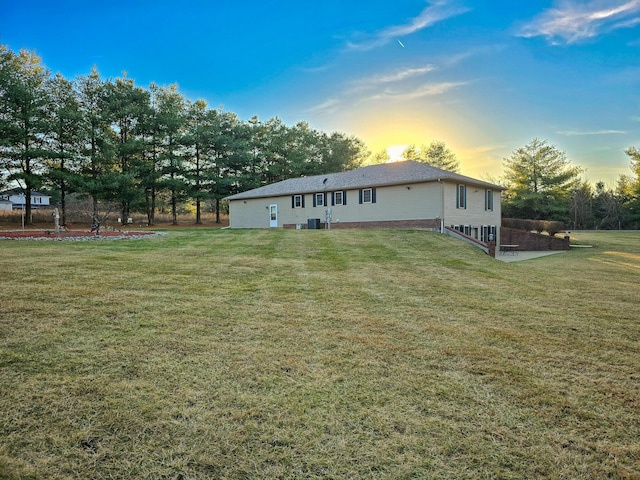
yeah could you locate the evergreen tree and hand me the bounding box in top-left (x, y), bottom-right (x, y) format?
top-left (321, 132), bottom-right (368, 172)
top-left (369, 149), bottom-right (391, 165)
top-left (183, 99), bottom-right (214, 224)
top-left (76, 67), bottom-right (113, 224)
top-left (151, 84), bottom-right (187, 225)
top-left (617, 146), bottom-right (640, 227)
top-left (1, 43), bottom-right (372, 224)
top-left (0, 45), bottom-right (52, 224)
top-left (47, 73), bottom-right (83, 225)
top-left (502, 138), bottom-right (582, 221)
top-left (207, 108), bottom-right (244, 223)
top-left (401, 140), bottom-right (460, 172)
top-left (103, 75), bottom-right (151, 225)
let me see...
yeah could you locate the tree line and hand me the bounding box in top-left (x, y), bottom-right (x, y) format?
top-left (375, 137), bottom-right (640, 229)
top-left (2, 43), bottom-right (638, 229)
top-left (501, 138), bottom-right (640, 229)
top-left (0, 44), bottom-right (368, 225)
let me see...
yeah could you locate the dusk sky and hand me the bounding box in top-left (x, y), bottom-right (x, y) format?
top-left (2, 0), bottom-right (639, 185)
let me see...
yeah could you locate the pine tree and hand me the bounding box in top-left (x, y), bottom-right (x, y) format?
top-left (0, 45), bottom-right (52, 224)
top-left (502, 138), bottom-right (582, 221)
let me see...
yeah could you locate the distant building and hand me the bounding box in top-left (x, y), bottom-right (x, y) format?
top-left (0, 189), bottom-right (51, 210)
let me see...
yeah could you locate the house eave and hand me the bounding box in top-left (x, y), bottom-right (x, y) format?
top-left (224, 161), bottom-right (505, 202)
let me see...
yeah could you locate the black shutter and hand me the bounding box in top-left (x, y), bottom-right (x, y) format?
top-left (331, 192), bottom-right (335, 206)
top-left (313, 194), bottom-right (316, 207)
top-left (291, 195), bottom-right (295, 209)
top-left (372, 188), bottom-right (377, 204)
top-left (324, 192), bottom-right (328, 207)
top-left (456, 185), bottom-right (460, 209)
top-left (343, 191), bottom-right (347, 205)
top-left (302, 195), bottom-right (305, 208)
top-left (359, 189), bottom-right (363, 204)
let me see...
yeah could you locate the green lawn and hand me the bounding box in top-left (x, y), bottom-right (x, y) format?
top-left (1, 229), bottom-right (638, 479)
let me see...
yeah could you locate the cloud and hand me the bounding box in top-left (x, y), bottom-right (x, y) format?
top-left (306, 52), bottom-right (470, 117)
top-left (364, 81), bottom-right (468, 102)
top-left (557, 128), bottom-right (627, 135)
top-left (518, 0), bottom-right (640, 44)
top-left (347, 1), bottom-right (471, 51)
top-left (349, 65), bottom-right (437, 91)
top-left (307, 80), bottom-right (466, 116)
top-left (306, 98), bottom-right (342, 116)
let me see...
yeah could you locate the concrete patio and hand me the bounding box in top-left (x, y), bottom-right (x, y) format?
top-left (496, 250), bottom-right (567, 262)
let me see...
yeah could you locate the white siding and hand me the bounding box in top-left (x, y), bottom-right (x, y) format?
top-left (229, 180), bottom-right (501, 244)
top-left (443, 182), bottom-right (501, 243)
top-left (229, 198), bottom-right (273, 228)
top-left (229, 182), bottom-right (444, 228)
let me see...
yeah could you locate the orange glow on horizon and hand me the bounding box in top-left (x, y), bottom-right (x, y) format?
top-left (347, 106), bottom-right (506, 179)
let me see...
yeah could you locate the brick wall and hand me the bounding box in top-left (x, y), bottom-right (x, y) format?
top-left (283, 219), bottom-right (440, 229)
top-left (500, 227), bottom-right (570, 251)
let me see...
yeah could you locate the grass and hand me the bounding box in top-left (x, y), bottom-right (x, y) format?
top-left (0, 229), bottom-right (638, 479)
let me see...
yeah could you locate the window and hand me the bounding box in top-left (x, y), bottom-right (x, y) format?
top-left (359, 188), bottom-right (377, 204)
top-left (481, 225), bottom-right (497, 243)
top-left (452, 225), bottom-right (472, 236)
top-left (291, 195), bottom-right (305, 208)
top-left (315, 193), bottom-right (324, 207)
top-left (456, 184), bottom-right (466, 209)
top-left (331, 191), bottom-right (347, 206)
top-left (485, 189), bottom-right (494, 211)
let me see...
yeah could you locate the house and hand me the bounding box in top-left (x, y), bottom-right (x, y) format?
top-left (0, 200), bottom-right (13, 212)
top-left (0, 189), bottom-right (51, 210)
top-left (225, 160), bottom-right (503, 247)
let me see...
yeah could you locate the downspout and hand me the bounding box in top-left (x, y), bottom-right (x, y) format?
top-left (438, 178), bottom-right (444, 233)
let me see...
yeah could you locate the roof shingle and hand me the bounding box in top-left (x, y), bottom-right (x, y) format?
top-left (225, 160), bottom-right (503, 201)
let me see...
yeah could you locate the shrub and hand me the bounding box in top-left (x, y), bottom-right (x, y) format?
top-left (543, 220), bottom-right (565, 237)
top-left (502, 218), bottom-right (564, 236)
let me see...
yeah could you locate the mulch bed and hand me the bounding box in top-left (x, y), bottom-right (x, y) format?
top-left (0, 230), bottom-right (158, 240)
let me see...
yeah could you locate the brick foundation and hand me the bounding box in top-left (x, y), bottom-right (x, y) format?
top-left (283, 219), bottom-right (441, 230)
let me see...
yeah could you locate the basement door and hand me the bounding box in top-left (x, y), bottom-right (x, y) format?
top-left (269, 204), bottom-right (278, 227)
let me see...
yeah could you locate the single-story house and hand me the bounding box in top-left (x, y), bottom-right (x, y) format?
top-left (0, 189), bottom-right (51, 210)
top-left (225, 160), bottom-right (504, 246)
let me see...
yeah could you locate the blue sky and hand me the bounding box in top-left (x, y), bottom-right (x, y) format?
top-left (2, 0), bottom-right (639, 185)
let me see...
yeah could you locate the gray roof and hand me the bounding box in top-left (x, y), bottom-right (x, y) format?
top-left (1, 189), bottom-right (51, 197)
top-left (225, 160), bottom-right (503, 201)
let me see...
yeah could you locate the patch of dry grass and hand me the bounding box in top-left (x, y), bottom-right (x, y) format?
top-left (0, 229), bottom-right (638, 479)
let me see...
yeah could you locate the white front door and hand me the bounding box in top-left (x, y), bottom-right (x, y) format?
top-left (269, 204), bottom-right (278, 227)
